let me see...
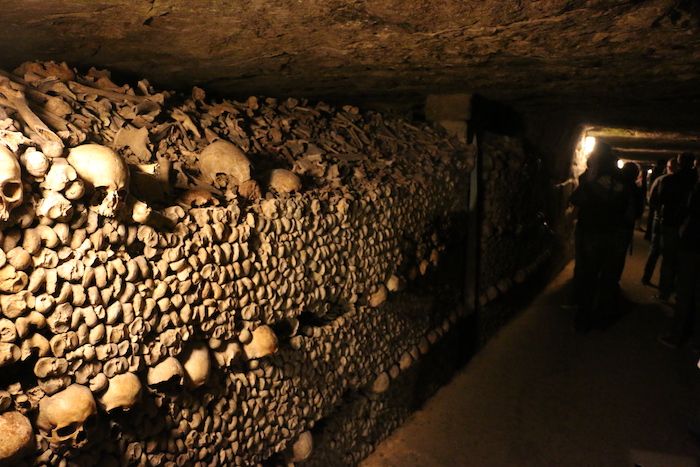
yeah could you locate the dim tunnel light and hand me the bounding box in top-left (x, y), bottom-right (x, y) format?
top-left (583, 135), bottom-right (596, 156)
top-left (617, 159), bottom-right (624, 169)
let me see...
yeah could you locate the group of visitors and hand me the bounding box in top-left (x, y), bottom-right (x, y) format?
top-left (642, 153), bottom-right (700, 348)
top-left (570, 142), bottom-right (700, 337)
top-left (570, 142), bottom-right (640, 331)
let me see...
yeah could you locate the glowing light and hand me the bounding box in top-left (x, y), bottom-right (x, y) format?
top-left (582, 136), bottom-right (596, 156)
top-left (647, 168), bottom-right (653, 175)
top-left (617, 159), bottom-right (624, 169)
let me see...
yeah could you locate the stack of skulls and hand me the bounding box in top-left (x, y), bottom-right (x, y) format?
top-left (0, 61), bottom-right (470, 466)
top-left (478, 133), bottom-right (551, 302)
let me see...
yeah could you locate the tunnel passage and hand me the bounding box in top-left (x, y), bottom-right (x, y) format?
top-left (0, 1), bottom-right (699, 466)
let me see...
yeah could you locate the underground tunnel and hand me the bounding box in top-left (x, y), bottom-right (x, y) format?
top-left (0, 1), bottom-right (699, 466)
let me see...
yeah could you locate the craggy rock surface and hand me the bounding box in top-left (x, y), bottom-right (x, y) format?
top-left (1, 0), bottom-right (699, 124)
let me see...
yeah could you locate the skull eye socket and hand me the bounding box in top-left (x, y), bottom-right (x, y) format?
top-left (56, 422), bottom-right (82, 438)
top-left (2, 181), bottom-right (22, 201)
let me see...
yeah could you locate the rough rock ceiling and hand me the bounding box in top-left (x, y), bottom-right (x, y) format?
top-left (1, 0), bottom-right (699, 127)
top-left (588, 127), bottom-right (700, 161)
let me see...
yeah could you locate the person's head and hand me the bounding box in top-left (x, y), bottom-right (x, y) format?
top-left (588, 141), bottom-right (616, 175)
top-left (666, 157), bottom-right (678, 174)
top-left (678, 152), bottom-right (695, 171)
top-left (621, 162), bottom-right (640, 183)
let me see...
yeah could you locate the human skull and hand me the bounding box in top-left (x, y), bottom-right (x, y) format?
top-left (147, 356), bottom-right (184, 388)
top-left (198, 140), bottom-right (251, 188)
top-left (98, 372), bottom-right (142, 412)
top-left (181, 343), bottom-right (211, 388)
top-left (67, 144), bottom-right (129, 217)
top-left (36, 384), bottom-right (97, 448)
top-left (243, 325), bottom-right (278, 360)
top-left (0, 411), bottom-right (34, 464)
top-left (287, 431), bottom-right (313, 462)
top-left (0, 146), bottom-right (23, 222)
top-left (268, 168), bottom-right (301, 193)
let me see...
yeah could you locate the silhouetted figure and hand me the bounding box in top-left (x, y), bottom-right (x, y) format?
top-left (614, 162), bottom-right (644, 282)
top-left (659, 180), bottom-right (700, 348)
top-left (570, 143), bottom-right (635, 331)
top-left (644, 159), bottom-right (666, 241)
top-left (642, 158), bottom-right (677, 285)
top-left (656, 153), bottom-right (698, 301)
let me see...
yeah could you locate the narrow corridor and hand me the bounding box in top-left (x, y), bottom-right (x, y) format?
top-left (363, 231), bottom-right (700, 467)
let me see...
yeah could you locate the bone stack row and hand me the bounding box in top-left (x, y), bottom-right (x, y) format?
top-left (479, 133), bottom-right (552, 296)
top-left (0, 61), bottom-right (471, 466)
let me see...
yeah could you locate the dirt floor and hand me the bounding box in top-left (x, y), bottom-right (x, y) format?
top-left (362, 231), bottom-right (700, 467)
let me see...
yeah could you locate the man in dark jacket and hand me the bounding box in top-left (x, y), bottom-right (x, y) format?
top-left (656, 153), bottom-right (698, 301)
top-left (615, 162), bottom-right (644, 283)
top-left (659, 180), bottom-right (700, 348)
top-left (644, 159), bottom-right (666, 241)
top-left (570, 143), bottom-right (635, 331)
top-left (642, 158), bottom-right (677, 285)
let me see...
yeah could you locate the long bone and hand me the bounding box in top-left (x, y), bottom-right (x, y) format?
top-left (0, 76), bottom-right (64, 158)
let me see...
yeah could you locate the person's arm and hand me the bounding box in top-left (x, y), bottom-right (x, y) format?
top-left (631, 186), bottom-right (644, 220)
top-left (648, 176), bottom-right (662, 208)
top-left (570, 170), bottom-right (593, 207)
top-left (679, 183), bottom-right (700, 239)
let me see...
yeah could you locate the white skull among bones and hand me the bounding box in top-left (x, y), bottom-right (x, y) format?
top-left (67, 144), bottom-right (129, 217)
top-left (0, 146), bottom-right (23, 222)
top-left (36, 384), bottom-right (97, 448)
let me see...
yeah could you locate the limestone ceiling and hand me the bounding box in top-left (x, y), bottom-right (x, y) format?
top-left (588, 127), bottom-right (700, 161)
top-left (0, 0), bottom-right (699, 127)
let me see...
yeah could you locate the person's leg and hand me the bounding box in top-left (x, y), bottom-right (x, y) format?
top-left (644, 207), bottom-right (654, 240)
top-left (686, 253), bottom-right (700, 349)
top-left (666, 252), bottom-right (695, 345)
top-left (642, 220), bottom-right (661, 283)
top-left (659, 226), bottom-right (680, 299)
top-left (613, 229), bottom-right (632, 284)
top-left (598, 231), bottom-right (626, 325)
top-left (575, 230), bottom-right (598, 331)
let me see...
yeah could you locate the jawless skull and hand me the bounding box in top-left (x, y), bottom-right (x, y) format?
top-left (198, 140), bottom-right (251, 188)
top-left (67, 144), bottom-right (129, 217)
top-left (36, 384), bottom-right (97, 448)
top-left (98, 372), bottom-right (142, 412)
top-left (0, 146), bottom-right (23, 221)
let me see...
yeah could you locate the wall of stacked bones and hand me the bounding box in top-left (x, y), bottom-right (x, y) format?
top-left (0, 61), bottom-right (481, 466)
top-left (478, 133), bottom-right (553, 311)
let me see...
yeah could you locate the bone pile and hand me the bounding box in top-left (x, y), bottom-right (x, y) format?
top-left (0, 61), bottom-right (470, 466)
top-left (478, 133), bottom-right (552, 306)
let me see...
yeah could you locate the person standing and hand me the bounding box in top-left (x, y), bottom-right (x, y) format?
top-left (644, 159), bottom-right (666, 241)
top-left (656, 153), bottom-right (698, 301)
top-left (659, 179), bottom-right (700, 348)
top-left (642, 158), bottom-right (677, 285)
top-left (570, 143), bottom-right (635, 331)
top-left (614, 162), bottom-right (644, 283)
